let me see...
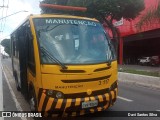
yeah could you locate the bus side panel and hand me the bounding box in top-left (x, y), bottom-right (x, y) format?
top-left (11, 33), bottom-right (21, 88)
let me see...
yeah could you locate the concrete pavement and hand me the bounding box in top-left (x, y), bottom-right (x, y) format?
top-left (118, 65), bottom-right (160, 73)
top-left (118, 72), bottom-right (160, 89)
top-left (1, 58), bottom-right (31, 120)
top-left (118, 64), bottom-right (160, 89)
top-left (2, 72), bottom-right (21, 120)
top-left (0, 55), bottom-right (4, 120)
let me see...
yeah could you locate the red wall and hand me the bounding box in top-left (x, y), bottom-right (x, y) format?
top-left (117, 0), bottom-right (160, 37)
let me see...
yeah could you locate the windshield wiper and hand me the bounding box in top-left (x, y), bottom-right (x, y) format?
top-left (104, 33), bottom-right (114, 66)
top-left (40, 47), bottom-right (68, 70)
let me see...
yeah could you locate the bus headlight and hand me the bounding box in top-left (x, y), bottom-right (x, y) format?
top-left (46, 89), bottom-right (64, 98)
top-left (56, 92), bottom-right (63, 99)
top-left (47, 89), bottom-right (54, 96)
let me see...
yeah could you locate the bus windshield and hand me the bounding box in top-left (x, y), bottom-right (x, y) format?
top-left (34, 18), bottom-right (115, 64)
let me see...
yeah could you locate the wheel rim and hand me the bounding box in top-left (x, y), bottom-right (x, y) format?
top-left (15, 77), bottom-right (20, 90)
top-left (30, 97), bottom-right (36, 111)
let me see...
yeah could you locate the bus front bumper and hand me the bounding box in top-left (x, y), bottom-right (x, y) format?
top-left (38, 88), bottom-right (118, 117)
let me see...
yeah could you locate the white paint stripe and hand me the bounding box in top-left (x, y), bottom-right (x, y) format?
top-left (2, 66), bottom-right (27, 120)
top-left (156, 110), bottom-right (160, 111)
top-left (0, 56), bottom-right (4, 120)
top-left (117, 96), bottom-right (133, 102)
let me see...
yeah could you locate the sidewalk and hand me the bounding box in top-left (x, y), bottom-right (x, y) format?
top-left (118, 64), bottom-right (160, 89)
top-left (118, 64), bottom-right (160, 72)
top-left (118, 72), bottom-right (160, 89)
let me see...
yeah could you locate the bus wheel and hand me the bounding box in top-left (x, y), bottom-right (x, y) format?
top-left (14, 73), bottom-right (21, 91)
top-left (29, 88), bottom-right (37, 112)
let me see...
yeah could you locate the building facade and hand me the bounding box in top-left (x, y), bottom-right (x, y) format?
top-left (117, 0), bottom-right (160, 64)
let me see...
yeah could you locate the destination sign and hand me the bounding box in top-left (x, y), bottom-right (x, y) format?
top-left (45, 19), bottom-right (97, 26)
top-left (34, 18), bottom-right (98, 27)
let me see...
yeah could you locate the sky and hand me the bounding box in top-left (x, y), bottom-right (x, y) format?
top-left (0, 0), bottom-right (41, 41)
top-left (0, 0), bottom-right (41, 55)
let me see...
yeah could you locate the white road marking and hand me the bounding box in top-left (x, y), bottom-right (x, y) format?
top-left (2, 66), bottom-right (27, 120)
top-left (156, 110), bottom-right (160, 111)
top-left (117, 96), bottom-right (133, 102)
top-left (0, 56), bottom-right (4, 120)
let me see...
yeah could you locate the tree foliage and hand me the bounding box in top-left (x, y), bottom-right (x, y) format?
top-left (137, 0), bottom-right (160, 29)
top-left (40, 0), bottom-right (144, 21)
top-left (1, 39), bottom-right (11, 56)
top-left (69, 0), bottom-right (144, 21)
top-left (40, 0), bottom-right (145, 54)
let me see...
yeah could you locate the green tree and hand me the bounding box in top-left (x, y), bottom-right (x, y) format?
top-left (40, 0), bottom-right (145, 54)
top-left (1, 39), bottom-right (11, 56)
top-left (137, 0), bottom-right (160, 29)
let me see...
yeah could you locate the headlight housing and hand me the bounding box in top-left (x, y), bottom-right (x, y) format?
top-left (46, 89), bottom-right (64, 99)
top-left (56, 92), bottom-right (63, 99)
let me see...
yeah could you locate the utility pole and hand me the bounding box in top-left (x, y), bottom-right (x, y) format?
top-left (0, 6), bottom-right (8, 8)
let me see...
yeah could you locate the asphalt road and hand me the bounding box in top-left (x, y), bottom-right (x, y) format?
top-left (1, 58), bottom-right (160, 120)
top-left (2, 72), bottom-right (21, 120)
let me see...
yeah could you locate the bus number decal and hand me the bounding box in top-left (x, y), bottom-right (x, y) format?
top-left (98, 79), bottom-right (109, 85)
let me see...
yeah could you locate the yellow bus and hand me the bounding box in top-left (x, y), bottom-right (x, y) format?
top-left (11, 13), bottom-right (118, 117)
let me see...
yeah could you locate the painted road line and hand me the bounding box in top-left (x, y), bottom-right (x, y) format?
top-left (156, 110), bottom-right (160, 111)
top-left (117, 96), bottom-right (133, 102)
top-left (0, 57), bottom-right (4, 120)
top-left (2, 66), bottom-right (27, 120)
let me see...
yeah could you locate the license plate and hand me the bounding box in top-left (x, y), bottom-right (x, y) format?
top-left (82, 100), bottom-right (98, 109)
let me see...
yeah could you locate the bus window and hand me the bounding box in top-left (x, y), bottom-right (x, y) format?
top-left (34, 18), bottom-right (115, 64)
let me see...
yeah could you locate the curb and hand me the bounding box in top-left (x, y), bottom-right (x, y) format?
top-left (118, 72), bottom-right (160, 89)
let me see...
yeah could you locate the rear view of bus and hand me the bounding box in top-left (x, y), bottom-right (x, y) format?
top-left (11, 14), bottom-right (118, 117)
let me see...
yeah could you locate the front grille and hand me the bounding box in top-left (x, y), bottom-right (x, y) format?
top-left (60, 69), bottom-right (86, 73)
top-left (94, 66), bottom-right (111, 72)
top-left (61, 75), bottom-right (111, 83)
top-left (64, 88), bottom-right (109, 99)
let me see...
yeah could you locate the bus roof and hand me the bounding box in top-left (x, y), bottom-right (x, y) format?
top-left (11, 14), bottom-right (98, 35)
top-left (29, 14), bottom-right (98, 21)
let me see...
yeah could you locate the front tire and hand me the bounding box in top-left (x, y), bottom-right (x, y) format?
top-left (14, 72), bottom-right (21, 91)
top-left (29, 88), bottom-right (38, 112)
